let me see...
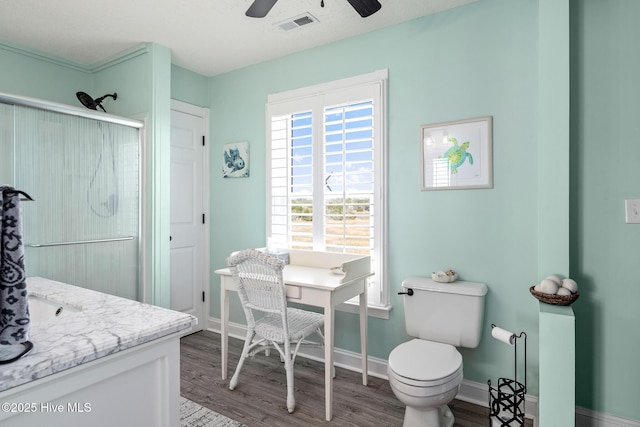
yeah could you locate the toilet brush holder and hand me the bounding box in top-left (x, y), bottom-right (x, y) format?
top-left (487, 325), bottom-right (527, 426)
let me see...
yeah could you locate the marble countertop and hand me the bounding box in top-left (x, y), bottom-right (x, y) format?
top-left (0, 277), bottom-right (197, 392)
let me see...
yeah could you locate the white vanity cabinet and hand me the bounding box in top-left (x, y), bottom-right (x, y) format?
top-left (0, 277), bottom-right (196, 427)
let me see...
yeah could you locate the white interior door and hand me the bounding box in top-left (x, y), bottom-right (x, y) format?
top-left (170, 101), bottom-right (209, 331)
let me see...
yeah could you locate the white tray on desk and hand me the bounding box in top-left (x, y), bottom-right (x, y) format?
top-left (224, 249), bottom-right (372, 285)
top-left (286, 250), bottom-right (371, 283)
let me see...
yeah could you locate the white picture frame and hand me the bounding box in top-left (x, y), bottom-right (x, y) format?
top-left (420, 116), bottom-right (493, 190)
top-left (222, 141), bottom-right (249, 178)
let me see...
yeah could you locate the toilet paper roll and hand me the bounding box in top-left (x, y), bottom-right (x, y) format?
top-left (491, 326), bottom-right (516, 346)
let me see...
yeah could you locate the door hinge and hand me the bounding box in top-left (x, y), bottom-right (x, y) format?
top-left (202, 213), bottom-right (205, 224)
top-left (202, 135), bottom-right (205, 146)
top-left (202, 291), bottom-right (205, 302)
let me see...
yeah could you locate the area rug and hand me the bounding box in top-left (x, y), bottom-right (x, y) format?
top-left (181, 397), bottom-right (246, 427)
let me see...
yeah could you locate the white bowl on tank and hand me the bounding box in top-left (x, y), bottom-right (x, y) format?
top-left (388, 277), bottom-right (488, 427)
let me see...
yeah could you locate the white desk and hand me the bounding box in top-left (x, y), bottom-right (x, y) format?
top-left (214, 251), bottom-right (372, 421)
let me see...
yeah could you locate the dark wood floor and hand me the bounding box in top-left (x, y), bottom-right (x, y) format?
top-left (180, 331), bottom-right (518, 426)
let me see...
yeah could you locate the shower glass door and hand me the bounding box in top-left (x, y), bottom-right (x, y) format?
top-left (6, 104), bottom-right (141, 301)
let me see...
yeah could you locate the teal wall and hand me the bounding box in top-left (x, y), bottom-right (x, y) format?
top-left (538, 0), bottom-right (570, 280)
top-left (91, 47), bottom-right (156, 117)
top-left (208, 0), bottom-right (542, 394)
top-left (536, 0), bottom-right (572, 421)
top-left (0, 42), bottom-right (91, 104)
top-left (2, 0), bottom-right (640, 421)
top-left (539, 305), bottom-right (575, 426)
top-left (171, 64), bottom-right (209, 107)
top-left (571, 0), bottom-right (640, 420)
top-left (206, 0), bottom-right (639, 420)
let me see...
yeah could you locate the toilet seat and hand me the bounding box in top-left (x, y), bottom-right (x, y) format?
top-left (388, 339), bottom-right (463, 387)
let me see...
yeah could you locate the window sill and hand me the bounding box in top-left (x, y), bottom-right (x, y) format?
top-left (337, 300), bottom-right (392, 320)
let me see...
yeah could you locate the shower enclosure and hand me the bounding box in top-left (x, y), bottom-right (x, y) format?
top-left (0, 93), bottom-right (143, 301)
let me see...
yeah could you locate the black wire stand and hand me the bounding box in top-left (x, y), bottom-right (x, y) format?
top-left (487, 325), bottom-right (527, 426)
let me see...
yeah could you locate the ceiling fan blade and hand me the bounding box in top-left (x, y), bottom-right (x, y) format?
top-left (346, 0), bottom-right (382, 17)
top-left (246, 0), bottom-right (278, 18)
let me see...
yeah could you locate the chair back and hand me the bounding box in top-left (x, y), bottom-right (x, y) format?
top-left (226, 249), bottom-right (287, 322)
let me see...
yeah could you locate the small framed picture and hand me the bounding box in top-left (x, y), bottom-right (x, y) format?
top-left (420, 116), bottom-right (492, 190)
top-left (222, 142), bottom-right (249, 178)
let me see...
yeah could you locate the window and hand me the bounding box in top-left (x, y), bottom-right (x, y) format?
top-left (266, 70), bottom-right (388, 313)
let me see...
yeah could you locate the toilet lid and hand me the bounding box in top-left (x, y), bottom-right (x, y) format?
top-left (388, 339), bottom-right (462, 383)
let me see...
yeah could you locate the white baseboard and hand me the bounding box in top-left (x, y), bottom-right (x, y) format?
top-left (575, 407), bottom-right (640, 427)
top-left (207, 317), bottom-right (638, 427)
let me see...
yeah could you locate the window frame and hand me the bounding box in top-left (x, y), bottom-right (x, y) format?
top-left (265, 70), bottom-right (390, 318)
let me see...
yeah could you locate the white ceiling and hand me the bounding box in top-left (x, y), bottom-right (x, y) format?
top-left (0, 0), bottom-right (475, 77)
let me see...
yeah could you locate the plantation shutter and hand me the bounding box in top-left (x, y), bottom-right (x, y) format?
top-left (266, 70), bottom-right (387, 308)
top-left (270, 110), bottom-right (314, 250)
top-left (323, 101), bottom-right (374, 255)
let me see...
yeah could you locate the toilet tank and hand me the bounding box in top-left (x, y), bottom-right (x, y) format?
top-left (401, 277), bottom-right (488, 348)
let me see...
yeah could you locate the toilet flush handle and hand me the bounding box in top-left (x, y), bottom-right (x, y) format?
top-left (398, 288), bottom-right (414, 296)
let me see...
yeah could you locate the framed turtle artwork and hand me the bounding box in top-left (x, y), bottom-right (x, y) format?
top-left (420, 116), bottom-right (493, 190)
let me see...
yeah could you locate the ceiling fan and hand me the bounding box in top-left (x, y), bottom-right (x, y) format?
top-left (246, 0), bottom-right (382, 18)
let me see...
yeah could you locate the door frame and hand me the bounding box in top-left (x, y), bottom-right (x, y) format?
top-left (170, 99), bottom-right (210, 330)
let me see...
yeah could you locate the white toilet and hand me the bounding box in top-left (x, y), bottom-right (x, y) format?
top-left (388, 277), bottom-right (488, 427)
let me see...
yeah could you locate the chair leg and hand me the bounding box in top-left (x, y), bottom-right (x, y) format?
top-left (283, 354), bottom-right (295, 413)
top-left (279, 338), bottom-right (296, 413)
top-left (230, 329), bottom-right (255, 390)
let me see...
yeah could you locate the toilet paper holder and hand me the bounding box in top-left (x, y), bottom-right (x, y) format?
top-left (487, 324), bottom-right (527, 426)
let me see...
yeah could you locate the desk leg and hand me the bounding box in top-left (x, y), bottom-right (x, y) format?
top-left (324, 307), bottom-right (335, 421)
top-left (359, 287), bottom-right (368, 386)
top-left (221, 286), bottom-right (230, 380)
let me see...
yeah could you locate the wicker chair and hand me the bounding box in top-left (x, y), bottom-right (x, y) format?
top-left (226, 248), bottom-right (325, 413)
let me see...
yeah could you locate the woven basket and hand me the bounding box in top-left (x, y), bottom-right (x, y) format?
top-left (529, 285), bottom-right (579, 306)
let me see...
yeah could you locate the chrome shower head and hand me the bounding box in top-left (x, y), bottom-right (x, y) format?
top-left (76, 91), bottom-right (117, 112)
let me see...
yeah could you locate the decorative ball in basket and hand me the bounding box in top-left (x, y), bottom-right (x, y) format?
top-left (530, 275), bottom-right (579, 306)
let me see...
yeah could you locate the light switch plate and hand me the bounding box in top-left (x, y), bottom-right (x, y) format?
top-left (625, 199), bottom-right (640, 223)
